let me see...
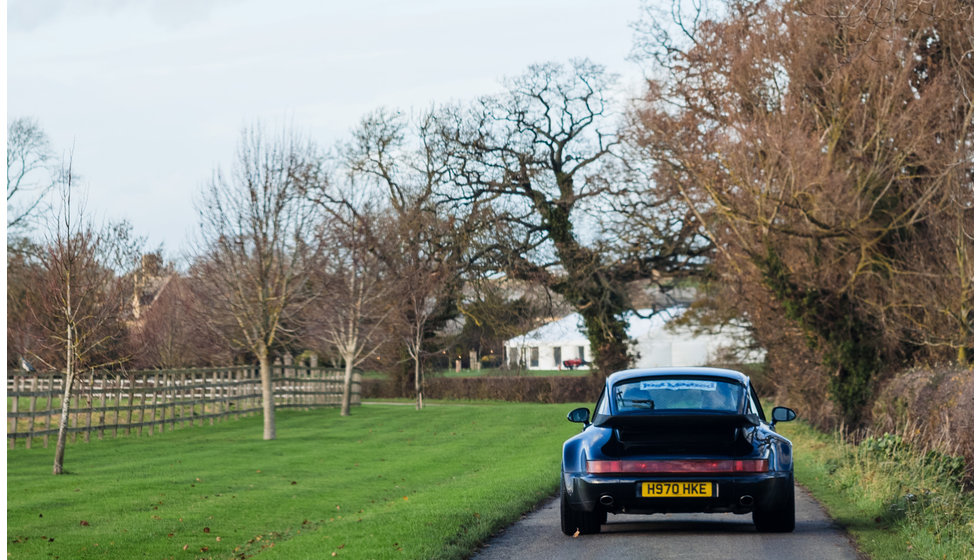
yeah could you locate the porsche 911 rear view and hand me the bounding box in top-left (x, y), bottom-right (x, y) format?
top-left (560, 367), bottom-right (797, 535)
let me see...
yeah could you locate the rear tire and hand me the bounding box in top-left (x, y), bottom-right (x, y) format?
top-left (753, 479), bottom-right (796, 532)
top-left (560, 478), bottom-right (602, 535)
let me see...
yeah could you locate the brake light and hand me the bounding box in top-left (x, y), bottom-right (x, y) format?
top-left (587, 459), bottom-right (768, 474)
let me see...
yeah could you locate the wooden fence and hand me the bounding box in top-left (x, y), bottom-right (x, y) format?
top-left (6, 365), bottom-right (360, 449)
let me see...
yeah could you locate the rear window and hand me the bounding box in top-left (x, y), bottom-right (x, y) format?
top-left (612, 378), bottom-right (744, 413)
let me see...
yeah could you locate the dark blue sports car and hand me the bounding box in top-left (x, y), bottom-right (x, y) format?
top-left (561, 367), bottom-right (797, 535)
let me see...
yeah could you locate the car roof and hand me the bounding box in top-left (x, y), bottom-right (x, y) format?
top-left (606, 367), bottom-right (751, 388)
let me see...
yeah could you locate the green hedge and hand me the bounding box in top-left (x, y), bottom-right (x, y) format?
top-left (362, 375), bottom-right (598, 403)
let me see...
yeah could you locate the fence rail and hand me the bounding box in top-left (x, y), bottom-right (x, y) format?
top-left (6, 365), bottom-right (360, 449)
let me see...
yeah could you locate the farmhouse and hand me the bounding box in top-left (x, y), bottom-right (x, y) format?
top-left (502, 307), bottom-right (757, 370)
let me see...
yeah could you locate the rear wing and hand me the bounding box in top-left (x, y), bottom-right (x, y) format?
top-left (593, 411), bottom-right (761, 431)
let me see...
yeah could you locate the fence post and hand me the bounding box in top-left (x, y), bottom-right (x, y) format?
top-left (223, 369), bottom-right (232, 421)
top-left (44, 375), bottom-right (56, 448)
top-left (126, 374), bottom-right (136, 436)
top-left (178, 371), bottom-right (188, 428)
top-left (239, 367), bottom-right (247, 418)
top-left (210, 369), bottom-right (218, 426)
top-left (83, 371), bottom-right (94, 443)
top-left (138, 374), bottom-right (148, 437)
top-left (171, 372), bottom-right (179, 428)
top-left (169, 372), bottom-right (177, 432)
top-left (304, 366), bottom-right (311, 410)
top-left (150, 372), bottom-right (160, 434)
top-left (113, 374), bottom-right (123, 438)
top-left (70, 380), bottom-right (80, 444)
top-left (97, 372), bottom-right (107, 441)
top-left (9, 374), bottom-right (19, 449)
top-left (255, 366), bottom-right (261, 416)
top-left (27, 374), bottom-right (38, 449)
top-left (198, 371), bottom-right (206, 427)
top-left (307, 355), bottom-right (315, 409)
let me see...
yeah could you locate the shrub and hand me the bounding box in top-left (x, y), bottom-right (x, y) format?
top-left (361, 375), bottom-right (597, 403)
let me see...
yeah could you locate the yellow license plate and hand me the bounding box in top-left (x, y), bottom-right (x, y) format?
top-left (640, 481), bottom-right (714, 498)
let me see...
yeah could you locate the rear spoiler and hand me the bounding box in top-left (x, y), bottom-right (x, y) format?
top-left (593, 412), bottom-right (761, 431)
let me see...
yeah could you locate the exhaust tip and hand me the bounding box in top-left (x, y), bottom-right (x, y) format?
top-left (599, 494), bottom-right (614, 507)
top-left (739, 495), bottom-right (754, 507)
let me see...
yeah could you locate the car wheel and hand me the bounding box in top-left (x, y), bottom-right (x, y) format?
top-left (560, 478), bottom-right (602, 536)
top-left (752, 480), bottom-right (795, 533)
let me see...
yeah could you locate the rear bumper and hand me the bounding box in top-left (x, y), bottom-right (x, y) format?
top-left (563, 471), bottom-right (793, 515)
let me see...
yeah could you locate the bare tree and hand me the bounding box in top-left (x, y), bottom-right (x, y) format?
top-left (129, 272), bottom-right (229, 369)
top-left (311, 196), bottom-right (393, 416)
top-left (23, 160), bottom-right (142, 474)
top-left (628, 0), bottom-right (973, 423)
top-left (193, 125), bottom-right (326, 440)
top-left (306, 109), bottom-right (474, 409)
top-left (382, 207), bottom-right (458, 410)
top-left (7, 117), bottom-right (57, 232)
top-left (436, 60), bottom-right (709, 376)
top-left (7, 237), bottom-right (44, 368)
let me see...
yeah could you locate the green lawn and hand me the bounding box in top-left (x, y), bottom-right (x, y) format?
top-left (779, 419), bottom-right (972, 560)
top-left (7, 402), bottom-right (585, 559)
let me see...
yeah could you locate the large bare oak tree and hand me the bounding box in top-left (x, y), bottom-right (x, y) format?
top-left (437, 60), bottom-right (709, 376)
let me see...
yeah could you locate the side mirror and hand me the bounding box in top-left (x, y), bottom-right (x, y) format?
top-left (567, 407), bottom-right (591, 425)
top-left (771, 406), bottom-right (797, 426)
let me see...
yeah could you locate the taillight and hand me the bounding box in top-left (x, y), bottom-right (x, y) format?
top-left (732, 459), bottom-right (768, 472)
top-left (587, 459), bottom-right (768, 474)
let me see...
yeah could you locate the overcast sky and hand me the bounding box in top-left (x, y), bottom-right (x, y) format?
top-left (8, 0), bottom-right (646, 259)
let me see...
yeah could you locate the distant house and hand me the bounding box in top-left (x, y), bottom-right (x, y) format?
top-left (503, 307), bottom-right (758, 370)
top-left (504, 313), bottom-right (591, 370)
top-left (130, 253), bottom-right (175, 322)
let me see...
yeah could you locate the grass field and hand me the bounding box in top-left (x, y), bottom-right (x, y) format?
top-left (7, 402), bottom-right (585, 559)
top-left (11, 398), bottom-right (971, 560)
top-left (779, 419), bottom-right (973, 560)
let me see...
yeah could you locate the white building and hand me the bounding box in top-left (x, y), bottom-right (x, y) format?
top-left (503, 307), bottom-right (757, 370)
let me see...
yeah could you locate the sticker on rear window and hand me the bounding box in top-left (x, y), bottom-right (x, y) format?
top-left (640, 380), bottom-right (718, 391)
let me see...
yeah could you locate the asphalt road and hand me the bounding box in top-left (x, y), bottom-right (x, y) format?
top-left (471, 485), bottom-right (862, 560)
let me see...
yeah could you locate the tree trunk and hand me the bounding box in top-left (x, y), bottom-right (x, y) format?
top-left (340, 356), bottom-right (354, 417)
top-left (52, 371), bottom-right (74, 475)
top-left (53, 316), bottom-right (75, 475)
top-left (581, 308), bottom-right (632, 377)
top-left (414, 354), bottom-right (423, 411)
top-left (258, 345), bottom-right (276, 440)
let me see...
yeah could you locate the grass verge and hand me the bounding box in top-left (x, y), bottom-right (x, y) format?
top-left (779, 419), bottom-right (973, 560)
top-left (7, 402), bottom-right (584, 559)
